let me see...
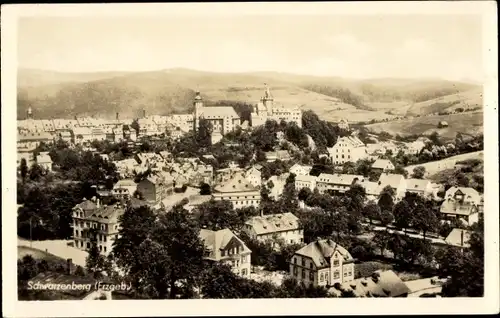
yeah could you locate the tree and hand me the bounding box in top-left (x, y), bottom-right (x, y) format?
top-left (297, 187), bottom-right (312, 202)
top-left (20, 158), bottom-right (28, 182)
top-left (379, 209), bottom-right (394, 227)
top-left (393, 200), bottom-right (413, 234)
top-left (113, 204), bottom-right (206, 299)
top-left (411, 166), bottom-right (426, 179)
top-left (29, 163), bottom-right (44, 181)
top-left (196, 118), bottom-right (213, 148)
top-left (373, 231), bottom-right (391, 257)
top-left (363, 202), bottom-right (381, 225)
top-left (194, 199), bottom-right (241, 231)
top-left (378, 185), bottom-right (395, 213)
top-left (412, 203), bottom-right (439, 240)
top-left (199, 183), bottom-right (211, 195)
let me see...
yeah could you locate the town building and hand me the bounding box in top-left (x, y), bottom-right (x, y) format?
top-left (265, 150), bottom-right (292, 162)
top-left (327, 136), bottom-right (367, 165)
top-left (136, 173), bottom-right (174, 205)
top-left (193, 91), bottom-right (241, 135)
top-left (112, 179), bottom-right (138, 200)
top-left (244, 166), bottom-right (262, 188)
top-left (72, 198), bottom-right (125, 256)
top-left (244, 212), bottom-right (303, 247)
top-left (212, 172), bottom-right (261, 208)
top-left (445, 228), bottom-right (471, 249)
top-left (289, 163), bottom-right (313, 176)
top-left (440, 192), bottom-right (480, 226)
top-left (289, 239), bottom-right (355, 287)
top-left (17, 131), bottom-right (53, 151)
top-left (294, 174), bottom-right (317, 191)
top-left (199, 228), bottom-right (252, 277)
top-left (251, 84), bottom-right (302, 128)
top-left (316, 173), bottom-right (364, 194)
top-left (444, 187), bottom-right (482, 205)
top-left (35, 151), bottom-right (53, 172)
top-left (405, 179), bottom-right (433, 197)
top-left (371, 159), bottom-right (395, 173)
top-left (359, 180), bottom-right (383, 201)
top-left (329, 270), bottom-right (410, 298)
top-left (265, 172), bottom-right (290, 200)
top-left (378, 173), bottom-right (407, 199)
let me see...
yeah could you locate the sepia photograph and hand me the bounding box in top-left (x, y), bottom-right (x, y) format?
top-left (2, 2), bottom-right (498, 317)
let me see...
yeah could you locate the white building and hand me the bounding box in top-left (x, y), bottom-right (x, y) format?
top-left (112, 179), bottom-right (138, 200)
top-left (212, 172), bottom-right (261, 208)
top-left (35, 151), bottom-right (53, 172)
top-left (289, 163), bottom-right (313, 176)
top-left (316, 173), bottom-right (364, 194)
top-left (251, 84), bottom-right (302, 128)
top-left (244, 166), bottom-right (262, 188)
top-left (405, 179), bottom-right (433, 197)
top-left (244, 212), bottom-right (303, 247)
top-left (378, 173), bottom-right (407, 199)
top-left (327, 136), bottom-right (367, 165)
top-left (193, 91), bottom-right (241, 135)
top-left (371, 159), bottom-right (395, 172)
top-left (295, 174), bottom-right (317, 191)
top-left (199, 228), bottom-right (252, 277)
top-left (290, 239), bottom-right (355, 287)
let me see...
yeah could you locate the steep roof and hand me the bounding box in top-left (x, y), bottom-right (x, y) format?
top-left (333, 270), bottom-right (410, 297)
top-left (213, 172), bottom-right (258, 193)
top-left (18, 131), bottom-right (53, 141)
top-left (36, 153), bottom-right (53, 164)
top-left (445, 187), bottom-right (481, 203)
top-left (359, 180), bottom-right (382, 196)
top-left (440, 199), bottom-right (477, 216)
top-left (295, 239), bottom-right (353, 269)
top-left (445, 228), bottom-right (471, 248)
top-left (295, 174), bottom-right (317, 183)
top-left (200, 106), bottom-right (239, 118)
top-left (336, 136), bottom-right (365, 148)
top-left (378, 173), bottom-right (405, 189)
top-left (74, 199), bottom-right (97, 211)
top-left (290, 163), bottom-right (313, 174)
top-left (406, 179), bottom-right (431, 192)
top-left (199, 228), bottom-right (251, 260)
top-left (245, 212), bottom-right (300, 235)
top-left (371, 159), bottom-right (395, 170)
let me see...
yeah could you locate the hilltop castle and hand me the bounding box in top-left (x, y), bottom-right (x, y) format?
top-left (250, 84), bottom-right (302, 128)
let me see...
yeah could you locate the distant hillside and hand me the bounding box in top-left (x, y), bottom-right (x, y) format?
top-left (365, 111), bottom-right (483, 140)
top-left (17, 68), bottom-right (483, 122)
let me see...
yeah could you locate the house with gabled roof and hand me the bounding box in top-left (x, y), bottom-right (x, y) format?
top-left (371, 159), bottom-right (395, 173)
top-left (327, 136), bottom-right (367, 165)
top-left (295, 174), bottom-right (317, 191)
top-left (445, 228), bottom-right (471, 249)
top-left (405, 178), bottom-right (433, 197)
top-left (36, 151), bottom-right (53, 172)
top-left (212, 172), bottom-right (261, 208)
top-left (199, 228), bottom-right (252, 277)
top-left (378, 173), bottom-right (407, 199)
top-left (72, 198), bottom-right (125, 256)
top-left (289, 163), bottom-right (313, 176)
top-left (444, 187), bottom-right (481, 205)
top-left (440, 197), bottom-right (479, 226)
top-left (290, 239), bottom-right (355, 287)
top-left (329, 270), bottom-right (410, 298)
top-left (244, 166), bottom-right (262, 188)
top-left (244, 212), bottom-right (303, 247)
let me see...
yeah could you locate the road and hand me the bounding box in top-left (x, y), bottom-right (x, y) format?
top-left (18, 238), bottom-right (88, 267)
top-left (361, 222), bottom-right (447, 245)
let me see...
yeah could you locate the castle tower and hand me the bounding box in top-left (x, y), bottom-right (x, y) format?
top-left (193, 90), bottom-right (204, 131)
top-left (262, 83), bottom-right (274, 114)
top-left (27, 106), bottom-right (33, 120)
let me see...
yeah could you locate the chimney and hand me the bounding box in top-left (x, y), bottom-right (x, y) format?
top-left (143, 109), bottom-right (146, 118)
top-left (96, 198), bottom-right (100, 208)
top-left (116, 112), bottom-right (119, 120)
top-left (66, 258), bottom-right (73, 275)
top-left (460, 230), bottom-right (464, 246)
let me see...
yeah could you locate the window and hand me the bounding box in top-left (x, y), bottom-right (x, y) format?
top-left (293, 267), bottom-right (298, 275)
top-left (301, 269), bottom-right (306, 279)
top-left (309, 271), bottom-right (314, 281)
top-left (344, 271), bottom-right (348, 277)
top-left (99, 246), bottom-right (102, 252)
top-left (310, 262), bottom-right (313, 269)
top-left (104, 246), bottom-right (107, 253)
top-left (221, 250), bottom-right (225, 256)
top-left (320, 273), bottom-right (324, 282)
top-left (334, 271), bottom-right (340, 279)
top-left (242, 268), bottom-right (247, 276)
top-left (333, 259), bottom-right (340, 266)
top-left (302, 259), bottom-right (306, 267)
top-left (294, 257), bottom-right (297, 264)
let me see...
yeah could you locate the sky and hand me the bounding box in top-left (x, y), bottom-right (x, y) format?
top-left (17, 14), bottom-right (484, 82)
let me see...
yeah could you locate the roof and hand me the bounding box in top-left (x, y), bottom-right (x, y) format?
top-left (265, 150), bottom-right (291, 160)
top-left (200, 106), bottom-right (239, 118)
top-left (445, 228), bottom-right (471, 247)
top-left (317, 173), bottom-right (364, 186)
top-left (445, 187), bottom-right (481, 203)
top-left (214, 172), bottom-right (258, 193)
top-left (36, 153), bottom-right (52, 164)
top-left (295, 174), bottom-right (317, 183)
top-left (290, 163), bottom-right (313, 174)
top-left (332, 270), bottom-right (410, 297)
top-left (74, 199), bottom-right (97, 211)
top-left (440, 199), bottom-right (477, 216)
top-left (18, 131), bottom-right (53, 141)
top-left (371, 159), bottom-right (395, 170)
top-left (406, 179), bottom-right (431, 192)
top-left (359, 180), bottom-right (382, 196)
top-left (335, 136), bottom-right (365, 148)
top-left (113, 179), bottom-right (137, 188)
top-left (199, 228), bottom-right (251, 260)
top-left (245, 212), bottom-right (299, 235)
top-left (295, 239), bottom-right (353, 269)
top-left (378, 173), bottom-right (405, 189)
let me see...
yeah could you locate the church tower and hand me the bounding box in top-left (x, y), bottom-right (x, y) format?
top-left (262, 83), bottom-right (274, 114)
top-left (27, 107), bottom-right (33, 120)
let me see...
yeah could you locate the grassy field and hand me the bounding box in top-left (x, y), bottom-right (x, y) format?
top-left (365, 111), bottom-right (483, 140)
top-left (406, 88), bottom-right (483, 116)
top-left (405, 151), bottom-right (484, 176)
top-left (18, 246), bottom-right (66, 262)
